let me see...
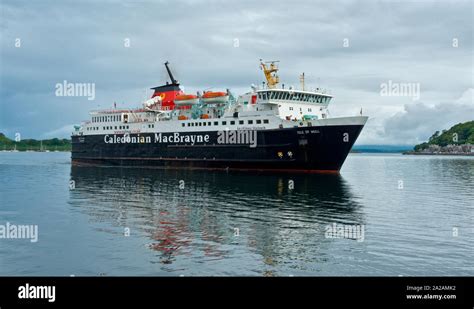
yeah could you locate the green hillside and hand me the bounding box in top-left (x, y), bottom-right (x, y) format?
top-left (0, 133), bottom-right (71, 151)
top-left (414, 121), bottom-right (474, 151)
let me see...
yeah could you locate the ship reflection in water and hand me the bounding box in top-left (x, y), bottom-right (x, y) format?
top-left (69, 166), bottom-right (365, 275)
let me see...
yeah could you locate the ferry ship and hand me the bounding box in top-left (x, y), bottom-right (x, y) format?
top-left (71, 60), bottom-right (368, 173)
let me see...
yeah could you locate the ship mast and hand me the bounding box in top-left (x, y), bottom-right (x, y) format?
top-left (260, 59), bottom-right (280, 89)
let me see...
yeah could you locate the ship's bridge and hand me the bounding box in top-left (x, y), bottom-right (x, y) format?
top-left (236, 88), bottom-right (332, 122)
top-left (256, 89), bottom-right (332, 105)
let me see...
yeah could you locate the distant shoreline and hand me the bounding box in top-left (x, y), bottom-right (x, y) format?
top-left (403, 151), bottom-right (474, 156)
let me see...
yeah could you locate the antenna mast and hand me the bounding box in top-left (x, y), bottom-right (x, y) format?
top-left (300, 72), bottom-right (305, 91)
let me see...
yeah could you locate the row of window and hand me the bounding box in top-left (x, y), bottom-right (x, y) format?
top-left (289, 107), bottom-right (313, 112)
top-left (181, 119), bottom-right (269, 127)
top-left (87, 125), bottom-right (130, 131)
top-left (258, 91), bottom-right (330, 103)
top-left (88, 119), bottom-right (271, 131)
top-left (92, 115), bottom-right (121, 123)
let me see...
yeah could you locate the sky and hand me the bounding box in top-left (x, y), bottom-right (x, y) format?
top-left (0, 0), bottom-right (472, 145)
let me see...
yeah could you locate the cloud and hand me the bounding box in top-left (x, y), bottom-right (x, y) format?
top-left (42, 124), bottom-right (75, 139)
top-left (374, 88), bottom-right (474, 145)
top-left (0, 0), bottom-right (472, 142)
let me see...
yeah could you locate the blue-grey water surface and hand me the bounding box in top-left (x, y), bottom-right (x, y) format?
top-left (0, 152), bottom-right (472, 276)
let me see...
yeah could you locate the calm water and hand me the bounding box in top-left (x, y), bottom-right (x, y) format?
top-left (0, 152), bottom-right (472, 276)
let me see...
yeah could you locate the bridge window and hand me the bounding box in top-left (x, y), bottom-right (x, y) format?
top-left (256, 119), bottom-right (262, 124)
top-left (239, 120), bottom-right (244, 125)
top-left (214, 121), bottom-right (218, 126)
top-left (263, 119), bottom-right (269, 124)
top-left (230, 121), bottom-right (235, 125)
top-left (248, 120), bottom-right (253, 124)
top-left (222, 121), bottom-right (227, 125)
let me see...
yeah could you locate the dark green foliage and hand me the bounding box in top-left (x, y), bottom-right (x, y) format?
top-left (414, 121), bottom-right (474, 151)
top-left (0, 133), bottom-right (71, 151)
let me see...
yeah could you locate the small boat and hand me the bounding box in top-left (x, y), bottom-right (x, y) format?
top-left (174, 94), bottom-right (199, 105)
top-left (201, 91), bottom-right (228, 104)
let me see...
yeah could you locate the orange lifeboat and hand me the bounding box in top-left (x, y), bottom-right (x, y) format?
top-left (178, 115), bottom-right (188, 120)
top-left (202, 91), bottom-right (228, 104)
top-left (174, 94), bottom-right (199, 105)
top-left (200, 114), bottom-right (210, 119)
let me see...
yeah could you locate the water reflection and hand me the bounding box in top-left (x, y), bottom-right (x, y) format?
top-left (69, 166), bottom-right (365, 272)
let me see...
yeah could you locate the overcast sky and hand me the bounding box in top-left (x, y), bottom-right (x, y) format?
top-left (1, 0), bottom-right (472, 144)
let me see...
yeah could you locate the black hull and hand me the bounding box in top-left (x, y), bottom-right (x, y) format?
top-left (71, 125), bottom-right (364, 173)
